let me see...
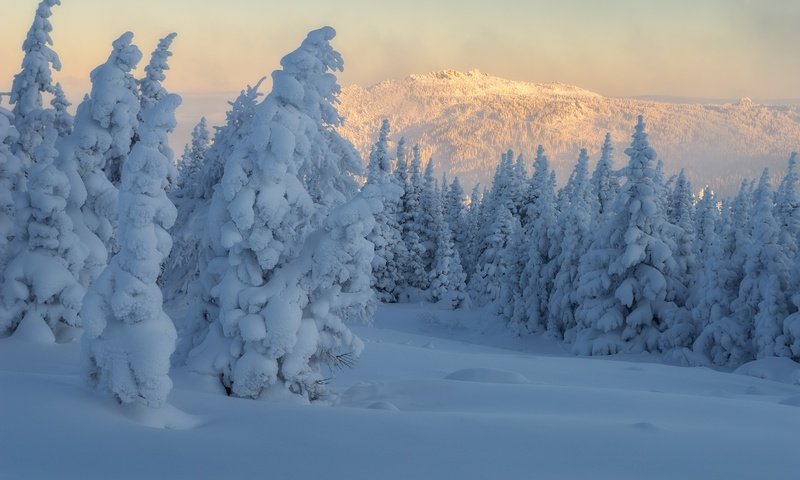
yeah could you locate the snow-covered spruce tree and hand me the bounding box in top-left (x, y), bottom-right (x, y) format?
top-left (775, 152), bottom-right (800, 259)
top-left (161, 116), bottom-right (211, 298)
top-left (98, 35), bottom-right (144, 188)
top-left (187, 27), bottom-right (370, 400)
top-left (418, 159), bottom-right (441, 275)
top-left (0, 108), bottom-right (87, 340)
top-left (57, 32), bottom-right (143, 284)
top-left (402, 145), bottom-right (428, 292)
top-left (363, 119), bottom-right (407, 302)
top-left (659, 169), bottom-right (695, 350)
top-left (10, 0), bottom-right (63, 169)
top-left (50, 82), bottom-right (73, 138)
top-left (573, 116), bottom-right (681, 355)
top-left (81, 53), bottom-right (182, 407)
top-left (691, 188), bottom-right (742, 365)
top-left (508, 146), bottom-right (557, 334)
top-left (469, 205), bottom-right (518, 308)
top-left (590, 133), bottom-right (618, 219)
top-left (171, 83), bottom-right (265, 361)
top-left (548, 149), bottom-right (593, 340)
top-left (0, 108), bottom-right (22, 273)
top-left (175, 117), bottom-right (210, 191)
top-left (462, 183), bottom-right (483, 280)
top-left (444, 176), bottom-right (469, 267)
top-left (729, 170), bottom-right (792, 360)
top-left (429, 194), bottom-right (469, 309)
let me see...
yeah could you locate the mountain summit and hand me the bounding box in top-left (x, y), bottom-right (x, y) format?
top-left (338, 70), bottom-right (800, 194)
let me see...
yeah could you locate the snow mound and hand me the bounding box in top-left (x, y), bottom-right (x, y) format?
top-left (12, 317), bottom-right (56, 344)
top-left (368, 401), bottom-right (399, 411)
top-left (734, 357), bottom-right (800, 385)
top-left (118, 402), bottom-right (203, 430)
top-left (444, 368), bottom-right (529, 384)
top-left (778, 395), bottom-right (800, 407)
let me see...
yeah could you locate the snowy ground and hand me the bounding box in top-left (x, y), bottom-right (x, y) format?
top-left (3, 303), bottom-right (800, 479)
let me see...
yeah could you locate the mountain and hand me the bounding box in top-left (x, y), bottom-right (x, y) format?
top-left (337, 70), bottom-right (800, 196)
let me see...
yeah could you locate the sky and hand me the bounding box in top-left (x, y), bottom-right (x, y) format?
top-left (1, 0), bottom-right (799, 147)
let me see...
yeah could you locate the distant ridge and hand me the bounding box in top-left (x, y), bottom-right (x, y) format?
top-left (337, 70), bottom-right (800, 195)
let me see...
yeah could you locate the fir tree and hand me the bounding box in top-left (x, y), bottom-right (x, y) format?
top-left (82, 74), bottom-right (181, 407)
top-left (364, 119), bottom-right (407, 302)
top-left (548, 149), bottom-right (593, 339)
top-left (573, 117), bottom-right (680, 355)
top-left (187, 28), bottom-right (370, 400)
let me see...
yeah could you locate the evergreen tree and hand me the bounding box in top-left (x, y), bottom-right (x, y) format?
top-left (573, 117), bottom-right (680, 355)
top-left (775, 152), bottom-right (800, 259)
top-left (402, 145), bottom-right (427, 291)
top-left (186, 28), bottom-right (370, 400)
top-left (364, 119), bottom-right (407, 302)
top-left (50, 82), bottom-right (73, 138)
top-left (731, 170), bottom-right (791, 360)
top-left (100, 33), bottom-right (144, 188)
top-left (0, 107), bottom-right (87, 340)
top-left (10, 0), bottom-right (63, 169)
top-left (510, 146), bottom-right (557, 333)
top-left (429, 180), bottom-right (469, 308)
top-left (57, 32), bottom-right (143, 285)
top-left (590, 133), bottom-right (618, 220)
top-left (172, 83), bottom-right (265, 362)
top-left (548, 149), bottom-right (593, 339)
top-left (82, 69), bottom-right (181, 407)
top-left (0, 108), bottom-right (22, 272)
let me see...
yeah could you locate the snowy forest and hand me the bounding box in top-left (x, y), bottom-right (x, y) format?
top-left (3, 2), bottom-right (800, 478)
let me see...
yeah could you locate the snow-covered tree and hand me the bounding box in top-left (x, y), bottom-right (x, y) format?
top-left (176, 118), bottom-right (211, 190)
top-left (548, 149), bottom-right (593, 339)
top-left (10, 0), bottom-right (63, 169)
top-left (730, 170), bottom-right (791, 360)
top-left (444, 176), bottom-right (469, 265)
top-left (402, 145), bottom-right (428, 292)
top-left (509, 146), bottom-right (557, 333)
top-left (81, 48), bottom-right (182, 407)
top-left (57, 32), bottom-right (143, 285)
top-left (50, 82), bottom-right (73, 138)
top-left (96, 33), bottom-right (143, 188)
top-left (573, 117), bottom-right (680, 355)
top-left (187, 27), bottom-right (372, 400)
top-left (429, 198), bottom-right (469, 309)
top-left (171, 83), bottom-right (265, 360)
top-left (0, 108), bottom-right (22, 272)
top-left (590, 133), bottom-right (619, 220)
top-left (0, 108), bottom-right (87, 340)
top-left (775, 152), bottom-right (800, 259)
top-left (469, 205), bottom-right (517, 308)
top-left (364, 119), bottom-right (407, 302)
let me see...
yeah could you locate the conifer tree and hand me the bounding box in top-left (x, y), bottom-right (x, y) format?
top-left (731, 170), bottom-right (791, 359)
top-left (548, 149), bottom-right (593, 339)
top-left (364, 119), bottom-right (407, 302)
top-left (10, 0), bottom-right (63, 169)
top-left (510, 146), bottom-right (557, 333)
top-left (573, 117), bottom-right (680, 355)
top-left (82, 63), bottom-right (181, 407)
top-left (402, 145), bottom-right (427, 291)
top-left (0, 108), bottom-right (22, 272)
top-left (775, 152), bottom-right (800, 258)
top-left (187, 28), bottom-right (370, 399)
top-left (57, 32), bottom-right (143, 284)
top-left (590, 133), bottom-right (618, 220)
top-left (0, 107), bottom-right (87, 340)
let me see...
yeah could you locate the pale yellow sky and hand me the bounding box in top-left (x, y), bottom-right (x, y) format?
top-left (2, 0), bottom-right (798, 149)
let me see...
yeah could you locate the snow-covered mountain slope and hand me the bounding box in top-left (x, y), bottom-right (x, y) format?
top-left (338, 70), bottom-right (800, 195)
top-left (3, 303), bottom-right (800, 479)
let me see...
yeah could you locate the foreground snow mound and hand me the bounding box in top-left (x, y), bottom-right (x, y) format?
top-left (444, 368), bottom-right (529, 384)
top-left (735, 357), bottom-right (800, 385)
